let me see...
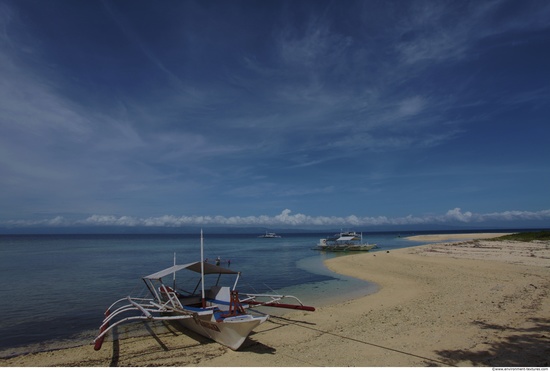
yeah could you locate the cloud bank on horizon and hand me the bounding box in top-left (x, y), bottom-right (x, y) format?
top-left (0, 1), bottom-right (549, 229)
top-left (4, 208), bottom-right (550, 229)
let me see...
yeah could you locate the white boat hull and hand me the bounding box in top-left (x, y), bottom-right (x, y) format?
top-left (177, 312), bottom-right (269, 350)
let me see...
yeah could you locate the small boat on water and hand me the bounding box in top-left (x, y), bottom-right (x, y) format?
top-left (314, 231), bottom-right (376, 252)
top-left (258, 231), bottom-right (281, 238)
top-left (94, 231), bottom-right (313, 351)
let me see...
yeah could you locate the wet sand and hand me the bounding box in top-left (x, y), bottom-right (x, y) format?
top-left (1, 232), bottom-right (549, 367)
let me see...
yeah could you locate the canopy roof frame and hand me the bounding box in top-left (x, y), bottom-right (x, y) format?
top-left (143, 261), bottom-right (239, 280)
top-left (336, 236), bottom-right (357, 242)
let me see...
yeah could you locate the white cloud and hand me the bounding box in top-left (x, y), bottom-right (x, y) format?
top-left (481, 209), bottom-right (550, 221)
top-left (3, 208), bottom-right (550, 229)
top-left (443, 207), bottom-right (474, 223)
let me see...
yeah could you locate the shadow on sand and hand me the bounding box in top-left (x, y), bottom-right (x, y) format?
top-left (107, 319), bottom-right (276, 366)
top-left (435, 317), bottom-right (550, 366)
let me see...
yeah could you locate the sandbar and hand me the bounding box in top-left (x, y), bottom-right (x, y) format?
top-left (1, 232), bottom-right (548, 367)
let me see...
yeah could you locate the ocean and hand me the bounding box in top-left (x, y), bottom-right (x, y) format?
top-left (0, 231), bottom-right (432, 357)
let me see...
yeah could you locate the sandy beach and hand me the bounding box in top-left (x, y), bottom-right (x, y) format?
top-left (1, 232), bottom-right (549, 367)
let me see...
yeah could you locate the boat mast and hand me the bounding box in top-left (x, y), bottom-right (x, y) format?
top-left (200, 229), bottom-right (206, 308)
top-left (173, 252), bottom-right (176, 290)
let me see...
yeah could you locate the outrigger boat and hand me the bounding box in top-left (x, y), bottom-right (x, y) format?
top-left (315, 231), bottom-right (377, 252)
top-left (94, 232), bottom-right (314, 351)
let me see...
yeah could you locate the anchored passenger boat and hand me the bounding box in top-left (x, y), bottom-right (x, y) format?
top-left (315, 231), bottom-right (377, 252)
top-left (94, 232), bottom-right (314, 351)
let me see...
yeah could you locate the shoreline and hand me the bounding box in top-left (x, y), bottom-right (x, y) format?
top-left (2, 232), bottom-right (549, 366)
top-left (403, 232), bottom-right (511, 242)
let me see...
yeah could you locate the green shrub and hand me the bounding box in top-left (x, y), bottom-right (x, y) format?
top-left (490, 231), bottom-right (550, 242)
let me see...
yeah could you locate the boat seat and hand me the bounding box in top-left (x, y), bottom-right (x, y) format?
top-left (207, 286), bottom-right (231, 311)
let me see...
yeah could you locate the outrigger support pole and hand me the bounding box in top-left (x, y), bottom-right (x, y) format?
top-left (200, 229), bottom-right (206, 308)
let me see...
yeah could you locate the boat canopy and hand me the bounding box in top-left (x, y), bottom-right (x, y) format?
top-left (144, 261), bottom-right (239, 280)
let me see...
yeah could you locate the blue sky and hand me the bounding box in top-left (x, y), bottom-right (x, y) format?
top-left (1, 0), bottom-right (549, 230)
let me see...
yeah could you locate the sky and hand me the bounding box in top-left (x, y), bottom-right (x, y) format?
top-left (1, 0), bottom-right (549, 231)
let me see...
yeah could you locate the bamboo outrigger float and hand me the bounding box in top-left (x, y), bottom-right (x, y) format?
top-left (94, 231), bottom-right (314, 351)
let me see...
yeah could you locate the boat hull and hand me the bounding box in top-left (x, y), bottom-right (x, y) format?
top-left (339, 244), bottom-right (375, 251)
top-left (176, 312), bottom-right (269, 350)
top-left (315, 243), bottom-right (376, 252)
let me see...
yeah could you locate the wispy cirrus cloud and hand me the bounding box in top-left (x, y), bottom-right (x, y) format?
top-left (395, 0), bottom-right (550, 66)
top-left (0, 1), bottom-right (548, 225)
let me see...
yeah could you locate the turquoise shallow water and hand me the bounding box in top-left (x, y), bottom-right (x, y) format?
top-left (0, 232), bottom-right (428, 356)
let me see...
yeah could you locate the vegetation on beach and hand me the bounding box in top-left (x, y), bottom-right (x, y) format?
top-left (490, 230), bottom-right (550, 242)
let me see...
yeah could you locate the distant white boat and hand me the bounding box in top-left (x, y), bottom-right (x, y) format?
top-left (94, 232), bottom-right (313, 351)
top-left (258, 232), bottom-right (281, 238)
